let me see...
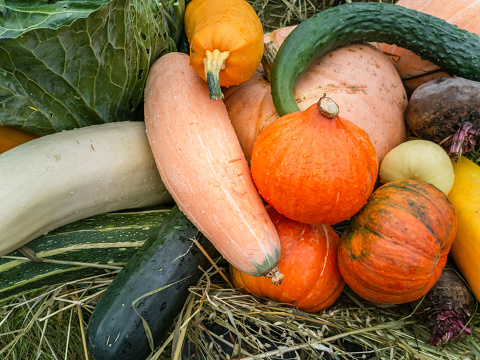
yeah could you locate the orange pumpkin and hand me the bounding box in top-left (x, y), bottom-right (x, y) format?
top-left (0, 126), bottom-right (38, 154)
top-left (377, 0), bottom-right (480, 93)
top-left (230, 206), bottom-right (345, 313)
top-left (224, 26), bottom-right (408, 165)
top-left (251, 95), bottom-right (378, 225)
top-left (338, 180), bottom-right (457, 305)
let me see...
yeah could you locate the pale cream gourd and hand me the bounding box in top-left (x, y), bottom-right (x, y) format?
top-left (379, 139), bottom-right (455, 194)
top-left (0, 122), bottom-right (173, 257)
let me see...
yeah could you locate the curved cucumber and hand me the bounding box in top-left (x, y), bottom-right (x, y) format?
top-left (271, 2), bottom-right (480, 117)
top-left (86, 205), bottom-right (216, 360)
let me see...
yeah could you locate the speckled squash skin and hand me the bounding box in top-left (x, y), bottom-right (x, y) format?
top-left (224, 25), bottom-right (408, 165)
top-left (338, 179), bottom-right (457, 305)
top-left (250, 98), bottom-right (378, 225)
top-left (230, 206), bottom-right (345, 313)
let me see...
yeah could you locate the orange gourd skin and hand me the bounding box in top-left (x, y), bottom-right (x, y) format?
top-left (338, 180), bottom-right (457, 305)
top-left (184, 0), bottom-right (264, 88)
top-left (224, 26), bottom-right (408, 165)
top-left (378, 0), bottom-right (480, 93)
top-left (250, 99), bottom-right (378, 225)
top-left (230, 206), bottom-right (345, 313)
top-left (0, 126), bottom-right (38, 154)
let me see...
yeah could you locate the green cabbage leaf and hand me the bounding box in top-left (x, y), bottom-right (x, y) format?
top-left (0, 0), bottom-right (184, 135)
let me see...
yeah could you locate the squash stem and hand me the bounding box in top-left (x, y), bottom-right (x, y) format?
top-left (261, 41), bottom-right (278, 83)
top-left (203, 49), bottom-right (230, 100)
top-left (264, 265), bottom-right (284, 286)
top-left (317, 94), bottom-right (339, 118)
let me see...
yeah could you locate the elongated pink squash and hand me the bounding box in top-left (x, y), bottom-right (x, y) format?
top-left (144, 52), bottom-right (282, 280)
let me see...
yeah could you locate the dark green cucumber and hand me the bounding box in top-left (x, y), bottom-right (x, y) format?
top-left (0, 207), bottom-right (171, 301)
top-left (271, 2), bottom-right (480, 117)
top-left (86, 205), bottom-right (216, 360)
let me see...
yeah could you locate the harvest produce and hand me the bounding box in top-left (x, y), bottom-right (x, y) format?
top-left (0, 207), bottom-right (171, 301)
top-left (143, 52), bottom-right (282, 280)
top-left (251, 95), bottom-right (378, 225)
top-left (0, 126), bottom-right (38, 154)
top-left (270, 2), bottom-right (480, 117)
top-left (0, 121), bottom-right (173, 257)
top-left (338, 180), bottom-right (457, 304)
top-left (411, 262), bottom-right (476, 347)
top-left (448, 157), bottom-right (480, 301)
top-left (378, 0), bottom-right (480, 93)
top-left (86, 206), bottom-right (216, 360)
top-left (405, 77), bottom-right (480, 161)
top-left (230, 206), bottom-right (345, 313)
top-left (184, 0), bottom-right (264, 99)
top-left (0, 0), bottom-right (185, 135)
top-left (224, 29), bottom-right (408, 164)
top-left (379, 139), bottom-right (455, 194)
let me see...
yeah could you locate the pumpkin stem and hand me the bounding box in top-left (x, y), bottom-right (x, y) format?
top-left (203, 49), bottom-right (230, 100)
top-left (318, 94), bottom-right (339, 119)
top-left (264, 264), bottom-right (284, 286)
top-left (261, 41), bottom-right (278, 83)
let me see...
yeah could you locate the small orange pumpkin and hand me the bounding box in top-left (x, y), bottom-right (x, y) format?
top-left (377, 0), bottom-right (480, 93)
top-left (0, 126), bottom-right (38, 154)
top-left (250, 95), bottom-right (378, 225)
top-left (338, 179), bottom-right (457, 305)
top-left (230, 206), bottom-right (345, 313)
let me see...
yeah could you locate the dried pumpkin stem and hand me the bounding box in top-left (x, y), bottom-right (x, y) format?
top-left (318, 94), bottom-right (339, 118)
top-left (261, 41), bottom-right (279, 83)
top-left (264, 265), bottom-right (284, 286)
top-left (203, 49), bottom-right (230, 100)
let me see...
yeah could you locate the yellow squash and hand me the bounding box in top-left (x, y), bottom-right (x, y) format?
top-left (184, 0), bottom-right (264, 100)
top-left (448, 156), bottom-right (480, 300)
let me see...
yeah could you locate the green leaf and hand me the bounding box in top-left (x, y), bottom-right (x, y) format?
top-left (0, 0), bottom-right (183, 135)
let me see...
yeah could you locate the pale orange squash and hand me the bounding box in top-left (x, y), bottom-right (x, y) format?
top-left (377, 0), bottom-right (480, 93)
top-left (184, 0), bottom-right (264, 100)
top-left (224, 26), bottom-right (408, 165)
top-left (144, 52), bottom-right (282, 281)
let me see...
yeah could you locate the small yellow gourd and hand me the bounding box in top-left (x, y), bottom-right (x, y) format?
top-left (447, 156), bottom-right (480, 301)
top-left (184, 0), bottom-right (264, 100)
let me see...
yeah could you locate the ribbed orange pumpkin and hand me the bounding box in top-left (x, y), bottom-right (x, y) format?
top-left (250, 96), bottom-right (378, 225)
top-left (224, 26), bottom-right (408, 165)
top-left (377, 0), bottom-right (480, 93)
top-left (338, 179), bottom-right (457, 305)
top-left (230, 206), bottom-right (345, 313)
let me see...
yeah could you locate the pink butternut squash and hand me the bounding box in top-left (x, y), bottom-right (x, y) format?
top-left (144, 52), bottom-right (282, 281)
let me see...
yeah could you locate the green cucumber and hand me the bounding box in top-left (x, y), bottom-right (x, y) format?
top-left (86, 205), bottom-right (217, 360)
top-left (271, 2), bottom-right (480, 117)
top-left (0, 207), bottom-right (172, 301)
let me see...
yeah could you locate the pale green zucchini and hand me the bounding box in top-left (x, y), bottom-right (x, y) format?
top-left (0, 121), bottom-right (173, 257)
top-left (0, 207), bottom-right (172, 301)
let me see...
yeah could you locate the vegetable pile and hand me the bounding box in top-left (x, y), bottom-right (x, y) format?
top-left (1, 0), bottom-right (479, 359)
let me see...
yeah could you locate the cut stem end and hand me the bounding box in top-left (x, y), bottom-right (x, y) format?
top-left (264, 265), bottom-right (284, 286)
top-left (317, 94), bottom-right (339, 119)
